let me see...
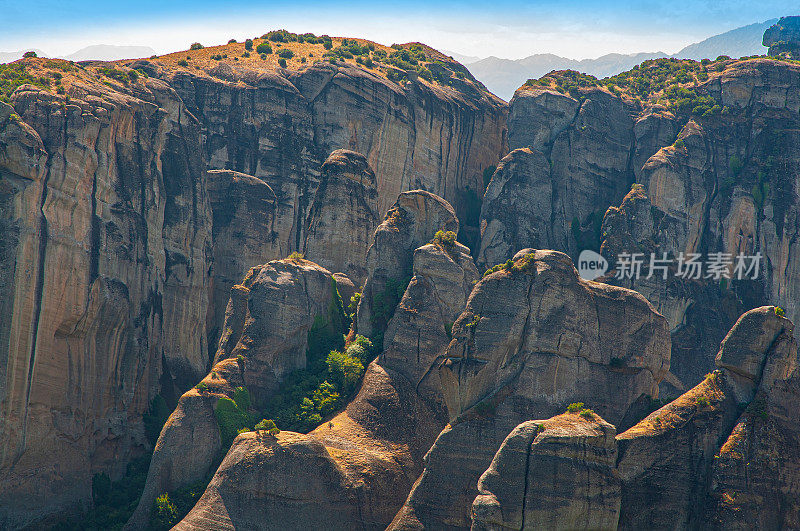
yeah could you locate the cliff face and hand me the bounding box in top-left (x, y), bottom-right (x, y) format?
top-left (146, 58), bottom-right (506, 254)
top-left (0, 43), bottom-right (506, 527)
top-left (482, 58), bottom-right (800, 397)
top-left (390, 249), bottom-right (670, 529)
top-left (0, 74), bottom-right (210, 527)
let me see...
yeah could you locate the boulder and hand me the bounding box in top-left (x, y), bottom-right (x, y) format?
top-left (472, 413), bottom-right (620, 531)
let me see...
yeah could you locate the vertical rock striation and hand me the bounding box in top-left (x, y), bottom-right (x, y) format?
top-left (0, 79), bottom-right (210, 528)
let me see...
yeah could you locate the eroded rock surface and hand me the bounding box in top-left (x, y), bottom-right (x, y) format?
top-left (356, 190), bottom-right (459, 341)
top-left (129, 258), bottom-right (346, 527)
top-left (472, 413), bottom-right (620, 531)
top-left (617, 306), bottom-right (799, 530)
top-left (176, 200), bottom-right (478, 530)
top-left (303, 149), bottom-right (380, 285)
top-left (390, 250), bottom-right (670, 529)
top-left (0, 78), bottom-right (210, 528)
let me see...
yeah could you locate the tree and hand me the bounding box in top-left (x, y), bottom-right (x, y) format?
top-left (23, 51), bottom-right (37, 58)
top-left (245, 39), bottom-right (253, 51)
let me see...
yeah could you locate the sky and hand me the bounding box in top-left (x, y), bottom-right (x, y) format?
top-left (0, 0), bottom-right (796, 60)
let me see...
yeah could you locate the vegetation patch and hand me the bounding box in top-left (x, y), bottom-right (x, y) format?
top-left (261, 335), bottom-right (374, 432)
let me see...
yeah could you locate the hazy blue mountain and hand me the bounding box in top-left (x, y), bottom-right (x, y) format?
top-left (0, 49), bottom-right (46, 63)
top-left (464, 19), bottom-right (780, 100)
top-left (441, 49), bottom-right (481, 65)
top-left (673, 19), bottom-right (776, 60)
top-left (466, 51), bottom-right (666, 101)
top-left (62, 45), bottom-right (156, 61)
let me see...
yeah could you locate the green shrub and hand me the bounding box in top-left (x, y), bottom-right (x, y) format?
top-left (483, 258), bottom-right (514, 277)
top-left (255, 418), bottom-right (280, 436)
top-left (278, 58), bottom-right (287, 68)
top-left (228, 38), bottom-right (237, 44)
top-left (23, 51), bottom-right (37, 58)
top-left (214, 396), bottom-right (252, 447)
top-left (580, 408), bottom-right (595, 420)
top-left (244, 38), bottom-right (254, 50)
top-left (189, 42), bottom-right (203, 50)
top-left (326, 350), bottom-right (365, 393)
top-left (278, 48), bottom-right (294, 59)
top-left (674, 138), bottom-right (685, 150)
top-left (177, 59), bottom-right (188, 67)
top-left (151, 493), bottom-right (178, 529)
top-left (287, 251), bottom-right (304, 261)
top-left (256, 42), bottom-right (272, 54)
top-left (567, 402), bottom-right (585, 413)
top-left (776, 307), bottom-right (786, 317)
top-left (195, 381), bottom-right (208, 391)
top-left (695, 396), bottom-right (710, 407)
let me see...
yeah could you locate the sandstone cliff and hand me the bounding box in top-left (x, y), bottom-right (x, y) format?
top-left (482, 57), bottom-right (800, 398)
top-left (175, 193), bottom-right (474, 529)
top-left (0, 36), bottom-right (506, 526)
top-left (128, 257), bottom-right (347, 527)
top-left (464, 305), bottom-right (800, 530)
top-left (0, 65), bottom-right (210, 528)
top-left (390, 249), bottom-right (670, 529)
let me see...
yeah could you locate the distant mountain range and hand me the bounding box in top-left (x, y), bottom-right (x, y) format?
top-left (462, 19), bottom-right (778, 100)
top-left (0, 44), bottom-right (156, 64)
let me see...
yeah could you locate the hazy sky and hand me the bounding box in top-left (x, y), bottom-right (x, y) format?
top-left (0, 0), bottom-right (795, 59)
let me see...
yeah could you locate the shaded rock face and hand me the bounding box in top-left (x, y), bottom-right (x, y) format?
top-left (616, 306), bottom-right (799, 530)
top-left (595, 59), bottom-right (800, 394)
top-left (0, 81), bottom-right (210, 527)
top-left (381, 241), bottom-right (479, 405)
top-left (390, 250), bottom-right (670, 529)
top-left (467, 306), bottom-right (799, 531)
top-left (491, 60), bottom-right (800, 398)
top-left (303, 149), bottom-right (380, 285)
top-left (129, 258), bottom-right (346, 527)
top-left (471, 414), bottom-right (620, 531)
top-left (479, 86), bottom-right (641, 267)
top-left (206, 169), bottom-right (278, 355)
top-left (356, 190), bottom-right (459, 341)
top-left (162, 62), bottom-right (506, 253)
top-left (763, 16), bottom-right (800, 59)
top-left (175, 206), bottom-right (478, 530)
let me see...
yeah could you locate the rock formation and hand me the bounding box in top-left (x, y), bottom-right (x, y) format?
top-left (471, 413), bottom-right (620, 531)
top-left (465, 305), bottom-right (799, 530)
top-left (0, 75), bottom-right (211, 528)
top-left (128, 257), bottom-right (347, 527)
top-left (303, 149), bottom-right (380, 285)
top-left (617, 306), bottom-right (798, 529)
top-left (483, 58), bottom-right (800, 399)
top-left (0, 42), bottom-right (506, 526)
top-left (356, 190), bottom-right (460, 341)
top-left (176, 193), bottom-right (476, 529)
top-left (763, 16), bottom-right (800, 59)
top-left (146, 57), bottom-right (506, 251)
top-left (390, 249), bottom-right (670, 529)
